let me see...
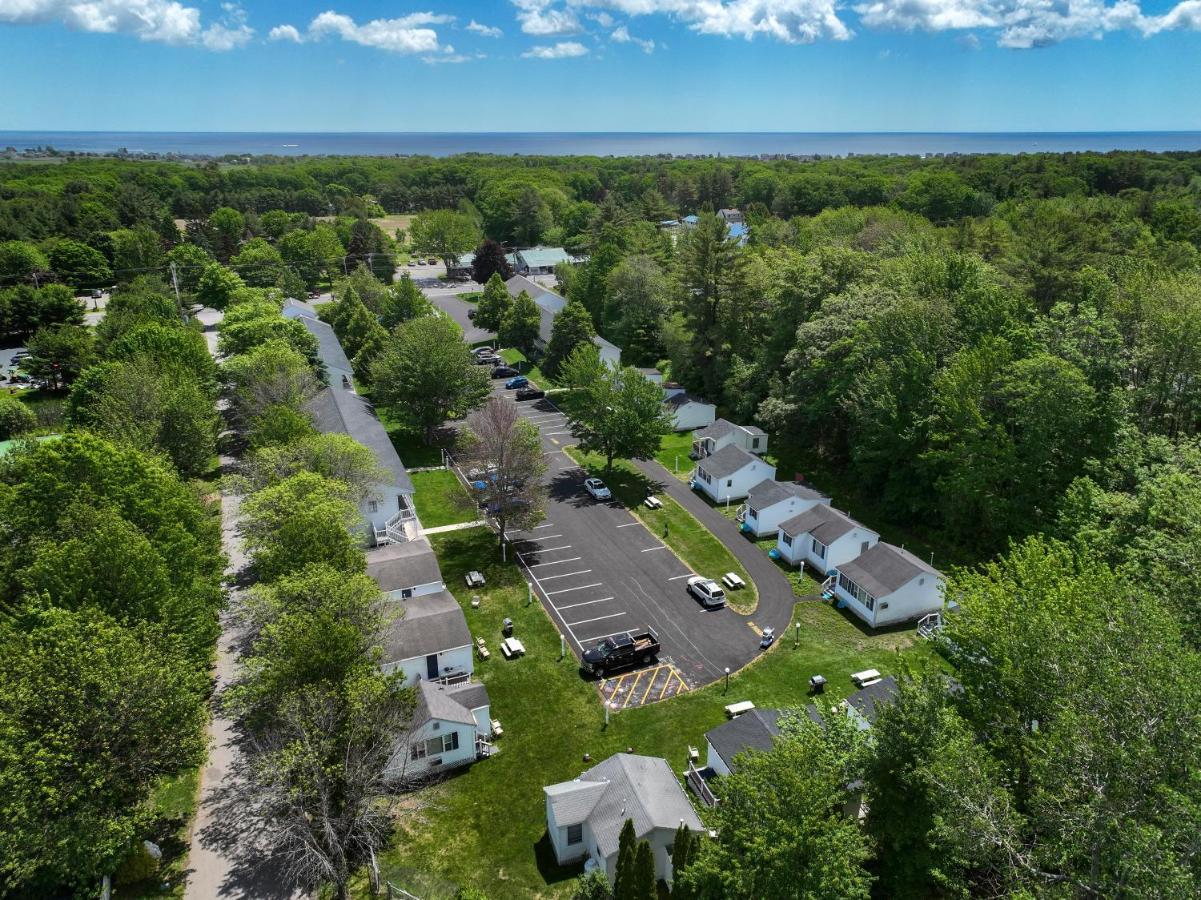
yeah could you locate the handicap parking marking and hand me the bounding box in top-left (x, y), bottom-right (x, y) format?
top-left (599, 662), bottom-right (691, 709)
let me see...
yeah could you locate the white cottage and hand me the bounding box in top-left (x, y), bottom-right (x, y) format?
top-left (379, 589), bottom-right (474, 686)
top-left (544, 753), bottom-right (703, 887)
top-left (385, 680), bottom-right (492, 781)
top-left (740, 479), bottom-right (831, 538)
top-left (833, 542), bottom-right (945, 628)
top-left (691, 445), bottom-right (777, 504)
top-left (366, 538), bottom-right (444, 599)
top-left (775, 505), bottom-right (879, 575)
top-left (663, 383), bottom-right (716, 432)
top-left (691, 419), bottom-right (768, 459)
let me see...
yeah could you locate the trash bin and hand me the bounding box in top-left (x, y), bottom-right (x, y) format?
top-left (502, 617), bottom-right (514, 637)
top-left (809, 674), bottom-right (826, 694)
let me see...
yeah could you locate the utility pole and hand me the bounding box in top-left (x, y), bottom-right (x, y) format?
top-left (169, 261), bottom-right (185, 322)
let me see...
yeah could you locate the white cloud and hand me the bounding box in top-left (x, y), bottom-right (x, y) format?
top-left (522, 38), bottom-right (590, 56)
top-left (569, 0), bottom-right (852, 43)
top-left (611, 23), bottom-right (655, 50)
top-left (466, 18), bottom-right (502, 36)
top-left (512, 0), bottom-right (581, 34)
top-left (268, 22), bottom-right (302, 42)
top-left (305, 9), bottom-right (452, 53)
top-left (851, 0), bottom-right (1201, 47)
top-left (0, 0), bottom-right (254, 48)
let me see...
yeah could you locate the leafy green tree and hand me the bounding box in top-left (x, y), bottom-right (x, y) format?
top-left (0, 604), bottom-right (206, 895)
top-left (0, 392), bottom-right (36, 439)
top-left (48, 238), bottom-right (112, 287)
top-left (223, 339), bottom-right (319, 434)
top-left (108, 224), bottom-right (163, 279)
top-left (571, 869), bottom-right (612, 900)
top-left (559, 345), bottom-right (673, 471)
top-left (217, 298), bottom-right (319, 361)
top-left (410, 209), bottom-right (481, 269)
top-left (380, 274), bottom-right (432, 330)
top-left (231, 237), bottom-right (287, 287)
top-left (542, 297), bottom-right (595, 379)
top-left (605, 255), bottom-right (670, 365)
top-left (499, 289), bottom-right (541, 356)
top-left (196, 262), bottom-right (246, 310)
top-left (346, 217), bottom-right (396, 283)
top-left (241, 472), bottom-right (365, 581)
top-left (674, 716), bottom-right (872, 900)
top-left (235, 433), bottom-right (386, 502)
top-left (208, 206), bottom-right (246, 261)
top-left (0, 240), bottom-right (49, 285)
top-left (474, 272), bottom-right (512, 332)
top-left (370, 315), bottom-right (490, 444)
top-left (94, 278), bottom-right (179, 348)
top-left (22, 324), bottom-right (94, 390)
top-left (470, 238), bottom-right (513, 285)
top-left (614, 818), bottom-right (639, 900)
top-left (108, 322), bottom-right (218, 391)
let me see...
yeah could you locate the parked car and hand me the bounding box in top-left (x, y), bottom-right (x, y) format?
top-left (687, 576), bottom-right (727, 608)
top-left (90, 288), bottom-right (103, 299)
top-left (475, 354), bottom-right (502, 366)
top-left (407, 259), bottom-right (417, 267)
top-left (515, 387), bottom-right (546, 401)
top-left (504, 375), bottom-right (529, 390)
top-left (427, 258), bottom-right (438, 265)
top-left (491, 366), bottom-right (519, 379)
top-left (467, 309), bottom-right (477, 320)
top-left (582, 630), bottom-right (661, 676)
top-left (472, 346), bottom-right (497, 356)
top-left (584, 478), bottom-right (611, 500)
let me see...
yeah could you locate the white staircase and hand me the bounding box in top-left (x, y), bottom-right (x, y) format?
top-left (374, 508), bottom-right (418, 545)
top-left (917, 611), bottom-right (944, 639)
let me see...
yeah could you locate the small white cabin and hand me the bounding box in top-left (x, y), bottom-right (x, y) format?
top-left (379, 589), bottom-right (474, 686)
top-left (833, 543), bottom-right (945, 628)
top-left (663, 386), bottom-right (716, 432)
top-left (740, 479), bottom-right (831, 538)
top-left (692, 419), bottom-right (767, 459)
top-left (775, 506), bottom-right (879, 576)
top-left (385, 680), bottom-right (491, 781)
top-left (692, 445), bottom-right (777, 504)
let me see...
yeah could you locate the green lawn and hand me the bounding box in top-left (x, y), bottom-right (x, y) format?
top-left (499, 348), bottom-right (551, 389)
top-left (566, 447), bottom-right (758, 615)
top-left (654, 431), bottom-right (696, 481)
top-left (410, 468), bottom-right (479, 529)
top-left (457, 291), bottom-right (482, 303)
top-left (367, 528), bottom-right (943, 900)
top-left (376, 415), bottom-right (449, 469)
top-left (113, 768), bottom-right (201, 899)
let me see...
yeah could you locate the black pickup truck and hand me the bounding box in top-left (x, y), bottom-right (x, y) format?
top-left (582, 629), bottom-right (661, 676)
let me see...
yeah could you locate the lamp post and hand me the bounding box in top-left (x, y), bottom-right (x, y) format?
top-left (795, 621), bottom-right (801, 648)
top-left (724, 666), bottom-right (730, 693)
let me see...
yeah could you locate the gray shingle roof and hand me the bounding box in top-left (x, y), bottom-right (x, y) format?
top-left (694, 418), bottom-right (736, 441)
top-left (836, 543), bottom-right (942, 599)
top-left (664, 391), bottom-right (710, 409)
top-left (545, 780), bottom-right (608, 827)
top-left (779, 504), bottom-right (870, 545)
top-left (696, 444), bottom-right (762, 480)
top-left (505, 274), bottom-right (566, 313)
top-left (304, 387), bottom-right (413, 493)
top-left (380, 589), bottom-right (471, 664)
top-left (296, 314), bottom-right (353, 375)
top-left (705, 708), bottom-right (782, 772)
top-left (545, 754), bottom-right (703, 859)
top-left (747, 479), bottom-right (829, 509)
top-left (846, 675), bottom-right (899, 725)
top-left (281, 298), bottom-right (318, 319)
top-left (366, 538), bottom-right (443, 593)
top-left (413, 679), bottom-right (489, 729)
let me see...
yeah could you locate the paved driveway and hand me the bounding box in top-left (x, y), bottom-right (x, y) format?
top-left (487, 386), bottom-right (798, 688)
top-left (426, 286), bottom-right (494, 345)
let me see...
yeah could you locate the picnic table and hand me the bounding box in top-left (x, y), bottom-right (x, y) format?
top-left (851, 668), bottom-right (882, 687)
top-left (465, 570), bottom-right (486, 588)
top-left (644, 496), bottom-right (662, 509)
top-left (721, 572), bottom-right (746, 590)
top-left (501, 637), bottom-right (526, 659)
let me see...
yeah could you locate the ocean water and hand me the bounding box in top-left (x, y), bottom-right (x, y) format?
top-left (2, 131), bottom-right (1200, 158)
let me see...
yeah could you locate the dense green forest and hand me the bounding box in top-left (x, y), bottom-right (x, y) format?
top-left (3, 150), bottom-right (1201, 897)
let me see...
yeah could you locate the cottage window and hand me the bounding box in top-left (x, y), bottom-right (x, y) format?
top-left (837, 573), bottom-right (875, 610)
top-left (440, 732), bottom-right (460, 754)
top-left (726, 479), bottom-right (733, 488)
top-left (567, 824), bottom-right (583, 845)
top-left (368, 500), bottom-right (378, 513)
top-left (811, 539), bottom-right (826, 560)
top-left (781, 533), bottom-right (793, 547)
top-left (751, 437), bottom-right (760, 449)
top-left (401, 588), bottom-right (413, 599)
top-left (410, 742), bottom-right (427, 761)
top-left (747, 506), bottom-right (758, 519)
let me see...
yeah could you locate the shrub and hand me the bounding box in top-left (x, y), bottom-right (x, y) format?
top-left (0, 394), bottom-right (36, 439)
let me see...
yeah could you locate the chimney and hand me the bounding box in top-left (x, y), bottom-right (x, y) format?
top-left (794, 472), bottom-right (804, 484)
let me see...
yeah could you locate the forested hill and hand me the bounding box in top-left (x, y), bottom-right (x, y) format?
top-left (3, 150), bottom-right (1201, 642)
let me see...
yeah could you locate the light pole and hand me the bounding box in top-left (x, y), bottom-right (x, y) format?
top-left (724, 667), bottom-right (730, 693)
top-left (795, 621), bottom-right (801, 648)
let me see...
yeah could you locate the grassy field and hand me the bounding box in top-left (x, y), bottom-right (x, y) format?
top-left (457, 291), bottom-right (482, 303)
top-left (410, 468), bottom-right (479, 529)
top-left (654, 431), bottom-right (696, 480)
top-left (366, 527), bottom-right (943, 900)
top-left (566, 447), bottom-right (758, 614)
top-left (499, 348), bottom-right (551, 389)
top-left (376, 414), bottom-right (450, 469)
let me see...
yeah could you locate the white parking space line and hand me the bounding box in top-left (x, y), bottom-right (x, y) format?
top-left (544, 431), bottom-right (573, 437)
top-left (640, 546), bottom-right (667, 552)
top-left (537, 569), bottom-right (593, 581)
top-left (525, 557), bottom-right (582, 568)
top-left (616, 522), bottom-right (639, 528)
top-left (578, 628), bottom-right (637, 644)
top-left (555, 597), bottom-right (615, 611)
top-left (517, 545), bottom-right (573, 559)
top-left (530, 523), bottom-right (556, 529)
top-left (546, 582), bottom-right (604, 595)
top-left (668, 574), bottom-right (695, 581)
top-left (566, 611), bottom-right (626, 627)
top-left (512, 534), bottom-right (563, 544)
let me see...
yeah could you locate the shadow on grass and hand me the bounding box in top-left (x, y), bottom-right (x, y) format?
top-left (533, 830), bottom-right (585, 887)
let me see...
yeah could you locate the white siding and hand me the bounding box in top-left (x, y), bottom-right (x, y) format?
top-left (381, 644), bottom-right (474, 686)
top-left (694, 458), bottom-right (778, 503)
top-left (743, 495), bottom-right (830, 538)
top-left (705, 739), bottom-right (731, 777)
top-left (669, 401), bottom-right (716, 432)
top-left (385, 718), bottom-right (476, 780)
top-left (835, 573), bottom-right (945, 628)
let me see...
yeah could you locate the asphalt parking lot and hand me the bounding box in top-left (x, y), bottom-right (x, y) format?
top-left (491, 385), bottom-right (771, 689)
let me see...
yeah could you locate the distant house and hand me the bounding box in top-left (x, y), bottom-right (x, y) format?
top-left (304, 384), bottom-right (419, 546)
top-left (662, 382), bottom-right (716, 432)
top-left (718, 208), bottom-right (745, 225)
top-left (726, 222), bottom-right (750, 246)
top-left (636, 367), bottom-right (664, 386)
top-left (692, 445), bottom-right (777, 504)
top-left (844, 676), bottom-right (899, 730)
top-left (833, 543), bottom-right (945, 628)
top-left (379, 588), bottom-right (474, 686)
top-left (367, 537), bottom-right (444, 599)
top-left (282, 299), bottom-right (354, 386)
top-left (705, 708), bottom-right (782, 777)
top-left (775, 505), bottom-right (879, 575)
top-left (544, 753), bottom-right (703, 886)
top-left (740, 479), bottom-right (831, 539)
top-left (504, 275), bottom-right (621, 368)
top-left (511, 246), bottom-right (582, 276)
top-left (385, 679), bottom-right (492, 781)
top-left (449, 250), bottom-right (521, 280)
top-left (692, 418), bottom-right (768, 459)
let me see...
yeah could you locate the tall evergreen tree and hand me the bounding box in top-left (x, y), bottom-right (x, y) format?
top-left (543, 297), bottom-right (595, 378)
top-left (474, 273), bottom-right (512, 333)
top-left (613, 818), bottom-right (638, 900)
top-left (499, 290), bottom-right (541, 357)
top-left (633, 840), bottom-right (656, 900)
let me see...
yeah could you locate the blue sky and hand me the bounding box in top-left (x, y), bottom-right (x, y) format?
top-left (1, 0), bottom-right (1199, 131)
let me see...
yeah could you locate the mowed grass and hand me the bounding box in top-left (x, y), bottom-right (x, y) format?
top-left (565, 447), bottom-right (758, 614)
top-left (410, 468), bottom-right (479, 529)
top-left (654, 431), bottom-right (696, 481)
top-left (366, 528), bottom-right (944, 900)
top-left (499, 348), bottom-right (551, 389)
